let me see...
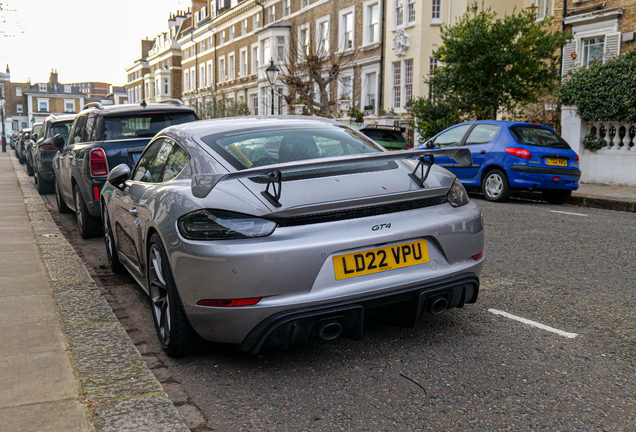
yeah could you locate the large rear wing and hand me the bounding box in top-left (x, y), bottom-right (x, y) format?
top-left (191, 148), bottom-right (472, 206)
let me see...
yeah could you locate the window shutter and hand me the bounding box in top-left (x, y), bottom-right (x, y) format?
top-left (604, 32), bottom-right (621, 61)
top-left (562, 39), bottom-right (577, 80)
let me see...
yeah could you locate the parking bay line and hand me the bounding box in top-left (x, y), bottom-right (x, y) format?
top-left (549, 210), bottom-right (588, 217)
top-left (488, 309), bottom-right (578, 339)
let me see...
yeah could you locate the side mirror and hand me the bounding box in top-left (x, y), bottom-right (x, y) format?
top-left (426, 140), bottom-right (434, 149)
top-left (52, 134), bottom-right (65, 149)
top-left (107, 164), bottom-right (131, 189)
top-left (31, 134), bottom-right (38, 141)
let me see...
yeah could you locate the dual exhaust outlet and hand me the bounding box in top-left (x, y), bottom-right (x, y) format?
top-left (315, 294), bottom-right (449, 341)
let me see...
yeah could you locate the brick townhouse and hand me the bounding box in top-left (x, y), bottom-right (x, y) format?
top-left (125, 39), bottom-right (155, 104)
top-left (177, 0), bottom-right (384, 119)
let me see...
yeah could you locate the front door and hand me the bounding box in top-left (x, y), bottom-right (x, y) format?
top-left (455, 123), bottom-right (501, 181)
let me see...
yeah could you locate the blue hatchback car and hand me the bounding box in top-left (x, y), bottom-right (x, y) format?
top-left (414, 121), bottom-right (581, 203)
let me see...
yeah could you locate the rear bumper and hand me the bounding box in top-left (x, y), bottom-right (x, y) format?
top-left (508, 165), bottom-right (580, 190)
top-left (239, 273), bottom-right (479, 354)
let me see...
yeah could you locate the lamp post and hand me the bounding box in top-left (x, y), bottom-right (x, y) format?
top-left (265, 60), bottom-right (280, 116)
top-left (0, 92), bottom-right (6, 153)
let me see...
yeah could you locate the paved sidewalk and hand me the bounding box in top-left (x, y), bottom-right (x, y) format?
top-left (571, 183), bottom-right (636, 212)
top-left (0, 151), bottom-right (188, 432)
top-left (0, 152), bottom-right (89, 431)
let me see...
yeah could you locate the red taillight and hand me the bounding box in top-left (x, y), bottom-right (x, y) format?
top-left (196, 298), bottom-right (262, 307)
top-left (575, 154), bottom-right (579, 164)
top-left (90, 148), bottom-right (109, 177)
top-left (472, 252), bottom-right (483, 260)
top-left (38, 143), bottom-right (56, 151)
top-left (93, 186), bottom-right (100, 201)
top-left (406, 144), bottom-right (413, 149)
top-left (505, 147), bottom-right (531, 159)
top-left (553, 176), bottom-right (560, 181)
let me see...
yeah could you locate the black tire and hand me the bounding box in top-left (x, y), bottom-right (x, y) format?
top-left (35, 167), bottom-right (54, 194)
top-left (542, 189), bottom-right (572, 205)
top-left (26, 157), bottom-right (34, 176)
top-left (482, 169), bottom-right (511, 202)
top-left (73, 184), bottom-right (102, 239)
top-left (55, 178), bottom-right (71, 214)
top-left (148, 233), bottom-right (198, 357)
top-left (102, 206), bottom-right (124, 273)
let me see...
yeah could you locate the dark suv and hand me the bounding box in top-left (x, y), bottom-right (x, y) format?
top-left (53, 101), bottom-right (199, 239)
top-left (15, 128), bottom-right (32, 163)
top-left (28, 114), bottom-right (76, 193)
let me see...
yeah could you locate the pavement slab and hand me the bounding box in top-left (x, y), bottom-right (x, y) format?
top-left (90, 395), bottom-right (189, 432)
top-left (0, 400), bottom-right (89, 432)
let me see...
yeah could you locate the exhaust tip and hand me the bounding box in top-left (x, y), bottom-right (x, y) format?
top-left (317, 321), bottom-right (343, 341)
top-left (430, 297), bottom-right (448, 315)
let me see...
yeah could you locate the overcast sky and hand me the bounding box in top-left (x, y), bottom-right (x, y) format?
top-left (0, 0), bottom-right (192, 86)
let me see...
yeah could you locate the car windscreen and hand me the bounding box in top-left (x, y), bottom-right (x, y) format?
top-left (201, 124), bottom-right (396, 180)
top-left (99, 112), bottom-right (198, 140)
top-left (510, 126), bottom-right (571, 149)
top-left (50, 120), bottom-right (73, 139)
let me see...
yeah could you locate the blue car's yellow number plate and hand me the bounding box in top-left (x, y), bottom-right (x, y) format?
top-left (333, 240), bottom-right (430, 281)
top-left (546, 157), bottom-right (567, 167)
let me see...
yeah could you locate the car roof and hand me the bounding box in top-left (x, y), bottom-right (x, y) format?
top-left (167, 115), bottom-right (342, 137)
top-left (451, 120), bottom-right (554, 129)
top-left (46, 114), bottom-right (77, 123)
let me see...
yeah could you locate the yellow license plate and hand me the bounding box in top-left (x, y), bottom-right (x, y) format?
top-left (333, 240), bottom-right (430, 281)
top-left (546, 158), bottom-right (567, 167)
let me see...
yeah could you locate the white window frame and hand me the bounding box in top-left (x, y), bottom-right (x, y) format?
top-left (535, 0), bottom-right (552, 21)
top-left (15, 87), bottom-right (22, 96)
top-left (338, 68), bottom-right (354, 101)
top-left (404, 58), bottom-right (414, 104)
top-left (229, 53), bottom-right (236, 80)
top-left (254, 13), bottom-right (260, 29)
top-left (16, 103), bottom-right (23, 113)
top-left (339, 6), bottom-right (355, 52)
top-left (250, 92), bottom-right (259, 115)
top-left (276, 36), bottom-right (286, 62)
top-left (316, 15), bottom-right (331, 55)
top-left (362, 0), bottom-right (381, 47)
top-left (200, 64), bottom-right (206, 87)
top-left (283, 0), bottom-right (290, 16)
top-left (37, 98), bottom-right (49, 112)
top-left (361, 64), bottom-right (380, 115)
top-left (252, 43), bottom-right (259, 75)
top-left (431, 0), bottom-right (442, 24)
top-left (392, 61), bottom-right (401, 109)
top-left (406, 0), bottom-right (415, 25)
top-left (243, 19), bottom-right (248, 35)
top-left (240, 48), bottom-right (248, 77)
top-left (269, 5), bottom-right (275, 24)
top-left (302, 0), bottom-right (309, 8)
top-left (230, 25), bottom-right (235, 40)
top-left (64, 99), bottom-right (75, 113)
top-left (64, 85), bottom-right (71, 93)
top-left (39, 83), bottom-right (47, 92)
top-left (190, 67), bottom-right (196, 90)
top-left (581, 36), bottom-right (605, 66)
top-left (164, 78), bottom-right (170, 95)
top-left (298, 23), bottom-right (311, 58)
top-left (219, 56), bottom-right (226, 82)
top-left (207, 61), bottom-right (214, 87)
top-left (394, 0), bottom-right (404, 28)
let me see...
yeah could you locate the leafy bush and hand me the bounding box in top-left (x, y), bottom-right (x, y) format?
top-left (559, 50), bottom-right (636, 122)
top-left (581, 133), bottom-right (606, 152)
top-left (405, 97), bottom-right (456, 144)
top-left (348, 107), bottom-right (364, 123)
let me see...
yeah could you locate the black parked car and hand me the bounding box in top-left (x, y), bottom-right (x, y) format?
top-left (53, 101), bottom-right (199, 239)
top-left (15, 128), bottom-right (32, 163)
top-left (28, 114), bottom-right (76, 193)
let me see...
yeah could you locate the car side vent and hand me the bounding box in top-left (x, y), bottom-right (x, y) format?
top-left (271, 196), bottom-right (447, 227)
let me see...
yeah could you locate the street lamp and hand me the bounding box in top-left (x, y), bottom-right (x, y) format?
top-left (265, 59), bottom-right (280, 116)
top-left (0, 92), bottom-right (6, 153)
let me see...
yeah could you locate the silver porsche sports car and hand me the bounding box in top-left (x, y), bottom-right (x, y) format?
top-left (100, 116), bottom-right (484, 356)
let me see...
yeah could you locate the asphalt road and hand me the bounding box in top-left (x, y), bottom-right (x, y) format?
top-left (29, 168), bottom-right (636, 431)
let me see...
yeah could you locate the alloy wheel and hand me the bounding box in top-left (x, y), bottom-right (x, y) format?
top-left (74, 188), bottom-right (84, 232)
top-left (149, 244), bottom-right (171, 345)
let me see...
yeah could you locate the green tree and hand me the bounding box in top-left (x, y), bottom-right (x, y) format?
top-left (405, 98), bottom-right (455, 143)
top-left (428, 3), bottom-right (569, 120)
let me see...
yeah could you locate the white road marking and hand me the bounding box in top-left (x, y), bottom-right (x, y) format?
top-left (488, 309), bottom-right (578, 339)
top-left (549, 210), bottom-right (588, 217)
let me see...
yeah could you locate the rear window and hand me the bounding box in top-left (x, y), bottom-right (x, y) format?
top-left (50, 120), bottom-right (73, 139)
top-left (99, 112), bottom-right (197, 140)
top-left (510, 126), bottom-right (571, 149)
top-left (362, 129), bottom-right (406, 143)
top-left (201, 124), bottom-right (395, 179)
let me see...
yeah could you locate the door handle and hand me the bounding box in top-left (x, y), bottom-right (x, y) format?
top-left (480, 150), bottom-right (486, 155)
top-left (129, 207), bottom-right (138, 215)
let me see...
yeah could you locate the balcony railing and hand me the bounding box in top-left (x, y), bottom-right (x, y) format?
top-left (586, 121), bottom-right (635, 151)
